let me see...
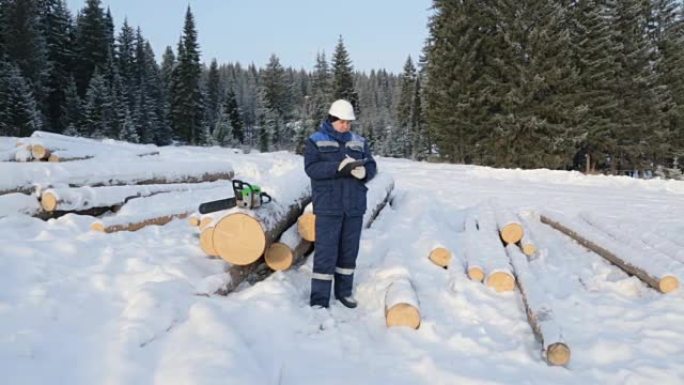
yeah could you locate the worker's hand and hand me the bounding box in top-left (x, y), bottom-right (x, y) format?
top-left (338, 155), bottom-right (361, 176)
top-left (351, 166), bottom-right (366, 180)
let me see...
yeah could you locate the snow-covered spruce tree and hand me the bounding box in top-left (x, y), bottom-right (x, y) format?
top-left (211, 105), bottom-right (233, 146)
top-left (116, 19), bottom-right (136, 112)
top-left (203, 58), bottom-right (222, 140)
top-left (82, 69), bottom-right (113, 138)
top-left (170, 6), bottom-right (203, 145)
top-left (60, 76), bottom-right (82, 131)
top-left (224, 88), bottom-right (243, 143)
top-left (0, 60), bottom-right (42, 136)
top-left (607, 0), bottom-right (662, 173)
top-left (261, 54), bottom-right (291, 148)
top-left (311, 51), bottom-right (332, 126)
top-left (38, 0), bottom-right (74, 133)
top-left (397, 56), bottom-right (417, 158)
top-left (425, 0), bottom-right (495, 163)
top-left (489, 0), bottom-right (580, 169)
top-left (73, 0), bottom-right (109, 96)
top-left (4, 0), bottom-right (48, 125)
top-left (138, 38), bottom-right (167, 144)
top-left (118, 108), bottom-right (139, 143)
top-left (331, 35), bottom-right (358, 109)
top-left (567, 0), bottom-right (620, 172)
top-left (649, 0), bottom-right (684, 168)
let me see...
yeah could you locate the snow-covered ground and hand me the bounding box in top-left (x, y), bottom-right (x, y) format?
top-left (1, 143), bottom-right (684, 385)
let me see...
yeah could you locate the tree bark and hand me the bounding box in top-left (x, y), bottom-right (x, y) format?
top-left (385, 277), bottom-right (421, 329)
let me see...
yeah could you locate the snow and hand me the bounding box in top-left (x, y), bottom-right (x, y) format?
top-left (1, 144), bottom-right (684, 384)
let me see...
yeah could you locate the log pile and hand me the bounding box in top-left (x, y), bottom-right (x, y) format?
top-left (541, 211), bottom-right (678, 294)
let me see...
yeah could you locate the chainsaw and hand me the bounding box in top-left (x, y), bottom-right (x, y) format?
top-left (198, 179), bottom-right (273, 214)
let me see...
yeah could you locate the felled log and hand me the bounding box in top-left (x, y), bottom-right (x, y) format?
top-left (297, 203), bottom-right (315, 242)
top-left (463, 212), bottom-right (485, 282)
top-left (385, 277), bottom-right (421, 329)
top-left (580, 212), bottom-right (684, 265)
top-left (31, 144), bottom-right (52, 160)
top-left (428, 246), bottom-right (452, 269)
top-left (212, 190), bottom-right (311, 265)
top-left (91, 184), bottom-right (234, 233)
top-left (92, 212), bottom-right (190, 233)
top-left (41, 181), bottom-right (230, 213)
top-left (28, 130), bottom-right (159, 159)
top-left (506, 244), bottom-right (571, 366)
top-left (541, 211), bottom-right (678, 294)
top-left (264, 224), bottom-right (312, 271)
top-left (0, 159), bottom-right (234, 196)
top-left (491, 200), bottom-right (524, 244)
top-left (466, 207), bottom-right (516, 292)
top-left (294, 173), bottom-right (395, 242)
top-left (0, 193), bottom-right (42, 218)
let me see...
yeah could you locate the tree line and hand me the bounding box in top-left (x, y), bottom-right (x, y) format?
top-left (424, 0), bottom-right (684, 174)
top-left (1, 0), bottom-right (683, 175)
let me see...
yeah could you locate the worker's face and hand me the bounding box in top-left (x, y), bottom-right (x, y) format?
top-left (332, 119), bottom-right (352, 133)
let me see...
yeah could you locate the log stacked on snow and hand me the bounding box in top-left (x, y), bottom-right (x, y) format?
top-left (0, 158), bottom-right (234, 196)
top-left (517, 213), bottom-right (539, 258)
top-left (506, 244), bottom-right (571, 366)
top-left (491, 200), bottom-right (524, 244)
top-left (384, 277), bottom-right (421, 329)
top-left (541, 211), bottom-right (679, 294)
top-left (264, 223), bottom-right (312, 271)
top-left (463, 213), bottom-right (485, 282)
top-left (580, 212), bottom-right (684, 265)
top-left (428, 246), bottom-right (452, 269)
top-left (91, 184), bottom-right (234, 233)
top-left (41, 181), bottom-right (231, 213)
top-left (26, 130), bottom-right (159, 162)
top-left (295, 173), bottom-right (395, 242)
top-left (297, 203), bottom-right (315, 242)
top-left (465, 206), bottom-right (516, 292)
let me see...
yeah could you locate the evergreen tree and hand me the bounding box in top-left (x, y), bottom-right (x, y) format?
top-left (61, 75), bottom-right (82, 130)
top-left (38, 0), bottom-right (74, 133)
top-left (118, 108), bottom-right (139, 142)
top-left (311, 51), bottom-right (332, 125)
top-left (170, 6), bottom-right (203, 144)
top-left (396, 56), bottom-right (417, 157)
top-left (73, 0), bottom-right (109, 96)
top-left (224, 87), bottom-right (243, 143)
top-left (261, 53), bottom-right (290, 146)
top-left (82, 70), bottom-right (113, 137)
top-left (331, 36), bottom-right (357, 108)
top-left (4, 0), bottom-right (48, 126)
top-left (116, 19), bottom-right (135, 111)
top-left (204, 58), bottom-right (221, 133)
top-left (0, 60), bottom-right (42, 136)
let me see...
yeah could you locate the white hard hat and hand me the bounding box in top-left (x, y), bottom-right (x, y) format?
top-left (328, 99), bottom-right (356, 121)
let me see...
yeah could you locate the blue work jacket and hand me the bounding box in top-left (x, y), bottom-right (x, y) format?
top-left (304, 121), bottom-right (377, 217)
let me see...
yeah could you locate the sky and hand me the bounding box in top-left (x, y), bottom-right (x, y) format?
top-left (65, 0), bottom-right (433, 73)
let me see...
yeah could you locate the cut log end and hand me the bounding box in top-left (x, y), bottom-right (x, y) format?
top-left (31, 144), bottom-right (50, 160)
top-left (199, 226), bottom-right (217, 256)
top-left (521, 243), bottom-right (537, 256)
top-left (297, 212), bottom-right (316, 242)
top-left (386, 303), bottom-right (421, 329)
top-left (188, 216), bottom-right (201, 227)
top-left (213, 213), bottom-right (266, 265)
top-left (428, 247), bottom-right (452, 268)
top-left (500, 223), bottom-right (524, 244)
top-left (41, 191), bottom-right (58, 211)
top-left (546, 342), bottom-right (571, 366)
top-left (91, 222), bottom-right (105, 232)
top-left (468, 266), bottom-right (485, 282)
top-left (659, 276), bottom-right (679, 293)
top-left (485, 271), bottom-right (515, 292)
top-left (265, 243), bottom-right (294, 271)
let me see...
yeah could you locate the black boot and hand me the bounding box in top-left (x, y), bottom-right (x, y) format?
top-left (337, 296), bottom-right (358, 309)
